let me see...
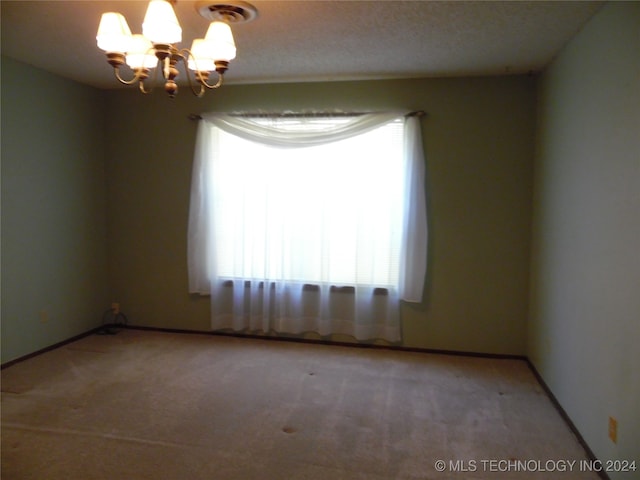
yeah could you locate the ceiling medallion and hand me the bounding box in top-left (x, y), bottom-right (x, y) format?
top-left (196, 1), bottom-right (259, 23)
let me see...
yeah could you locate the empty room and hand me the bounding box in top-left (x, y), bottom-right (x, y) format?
top-left (1, 1), bottom-right (638, 479)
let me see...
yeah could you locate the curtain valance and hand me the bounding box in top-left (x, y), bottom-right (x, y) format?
top-left (199, 111), bottom-right (408, 148)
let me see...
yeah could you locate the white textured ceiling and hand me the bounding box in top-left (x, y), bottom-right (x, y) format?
top-left (1, 1), bottom-right (604, 89)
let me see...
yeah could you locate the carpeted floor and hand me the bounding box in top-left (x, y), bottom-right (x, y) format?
top-left (1, 329), bottom-right (598, 479)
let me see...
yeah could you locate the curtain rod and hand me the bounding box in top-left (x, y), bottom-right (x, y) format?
top-left (188, 110), bottom-right (426, 121)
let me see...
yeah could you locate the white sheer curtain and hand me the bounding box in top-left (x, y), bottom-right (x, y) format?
top-left (188, 112), bottom-right (427, 342)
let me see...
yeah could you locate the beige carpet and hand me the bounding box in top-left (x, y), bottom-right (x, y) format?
top-left (1, 329), bottom-right (598, 479)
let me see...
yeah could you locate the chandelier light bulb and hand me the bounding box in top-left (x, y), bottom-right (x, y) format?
top-left (204, 22), bottom-right (237, 61)
top-left (142, 0), bottom-right (182, 45)
top-left (126, 35), bottom-right (158, 70)
top-left (96, 12), bottom-right (132, 53)
top-left (188, 39), bottom-right (216, 72)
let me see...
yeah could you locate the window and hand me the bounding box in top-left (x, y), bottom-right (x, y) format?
top-left (212, 117), bottom-right (404, 287)
top-left (188, 112), bottom-right (427, 341)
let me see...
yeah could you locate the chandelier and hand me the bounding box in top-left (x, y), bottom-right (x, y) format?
top-left (96, 0), bottom-right (257, 97)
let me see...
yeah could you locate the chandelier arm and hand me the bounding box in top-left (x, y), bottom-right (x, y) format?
top-left (139, 80), bottom-right (152, 94)
top-left (199, 71), bottom-right (224, 90)
top-left (190, 80), bottom-right (207, 98)
top-left (138, 62), bottom-right (160, 95)
top-left (113, 66), bottom-right (147, 86)
top-left (180, 48), bottom-right (225, 93)
top-left (146, 60), bottom-right (161, 94)
top-left (150, 59), bottom-right (163, 92)
top-left (176, 51), bottom-right (206, 97)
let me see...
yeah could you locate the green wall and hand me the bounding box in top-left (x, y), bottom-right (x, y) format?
top-left (105, 75), bottom-right (536, 355)
top-left (1, 56), bottom-right (109, 363)
top-left (0, 59), bottom-right (538, 359)
top-left (528, 2), bottom-right (640, 474)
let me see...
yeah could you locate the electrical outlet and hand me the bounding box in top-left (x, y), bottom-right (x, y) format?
top-left (608, 416), bottom-right (617, 444)
top-left (39, 310), bottom-right (49, 324)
